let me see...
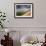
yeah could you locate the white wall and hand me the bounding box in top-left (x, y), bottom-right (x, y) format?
top-left (0, 0), bottom-right (46, 27)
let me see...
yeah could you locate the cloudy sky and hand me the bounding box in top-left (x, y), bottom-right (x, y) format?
top-left (16, 5), bottom-right (31, 12)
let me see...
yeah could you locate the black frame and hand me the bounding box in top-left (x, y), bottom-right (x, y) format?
top-left (14, 3), bottom-right (33, 19)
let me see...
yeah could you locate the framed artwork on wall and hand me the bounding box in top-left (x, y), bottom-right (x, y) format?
top-left (14, 3), bottom-right (33, 18)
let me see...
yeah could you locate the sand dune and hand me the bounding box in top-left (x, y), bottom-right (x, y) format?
top-left (22, 11), bottom-right (32, 16)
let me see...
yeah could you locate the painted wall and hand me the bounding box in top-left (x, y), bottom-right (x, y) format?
top-left (0, 0), bottom-right (46, 27)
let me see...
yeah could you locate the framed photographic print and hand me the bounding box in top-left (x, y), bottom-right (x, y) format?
top-left (14, 3), bottom-right (33, 18)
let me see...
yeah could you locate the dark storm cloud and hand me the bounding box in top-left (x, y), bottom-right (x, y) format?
top-left (16, 5), bottom-right (31, 9)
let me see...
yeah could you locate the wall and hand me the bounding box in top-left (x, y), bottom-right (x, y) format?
top-left (2, 0), bottom-right (46, 27)
top-left (0, 0), bottom-right (46, 34)
top-left (0, 0), bottom-right (46, 27)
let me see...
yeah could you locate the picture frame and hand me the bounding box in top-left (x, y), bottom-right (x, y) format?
top-left (14, 3), bottom-right (33, 18)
